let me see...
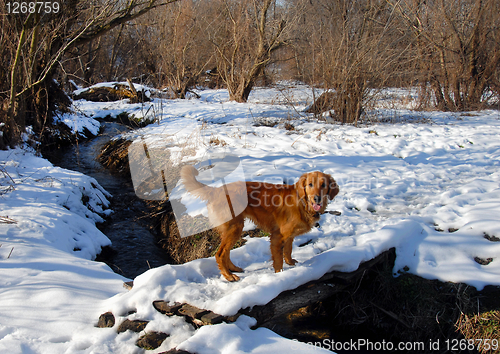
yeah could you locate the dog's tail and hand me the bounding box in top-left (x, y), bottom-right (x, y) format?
top-left (180, 165), bottom-right (213, 201)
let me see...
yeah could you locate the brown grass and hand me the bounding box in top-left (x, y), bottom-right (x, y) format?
top-left (98, 137), bottom-right (132, 175)
top-left (456, 311), bottom-right (500, 353)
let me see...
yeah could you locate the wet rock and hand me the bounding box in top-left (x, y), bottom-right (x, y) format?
top-left (153, 300), bottom-right (235, 326)
top-left (200, 311), bottom-right (225, 325)
top-left (153, 300), bottom-right (183, 316)
top-left (136, 331), bottom-right (169, 350)
top-left (117, 319), bottom-right (149, 333)
top-left (159, 349), bottom-right (193, 354)
top-left (96, 312), bottom-right (115, 328)
top-left (177, 304), bottom-right (210, 320)
top-left (474, 257), bottom-right (494, 266)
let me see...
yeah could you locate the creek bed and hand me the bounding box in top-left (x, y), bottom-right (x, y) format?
top-left (46, 122), bottom-right (171, 279)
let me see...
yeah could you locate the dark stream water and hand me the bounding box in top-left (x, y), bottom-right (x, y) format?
top-left (46, 123), bottom-right (171, 279)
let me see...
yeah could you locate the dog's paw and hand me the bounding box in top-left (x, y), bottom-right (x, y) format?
top-left (223, 273), bottom-right (240, 282)
top-left (285, 258), bottom-right (298, 266)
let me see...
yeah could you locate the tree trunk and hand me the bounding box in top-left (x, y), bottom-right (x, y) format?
top-left (216, 0), bottom-right (285, 103)
top-left (229, 67), bottom-right (264, 103)
top-left (6, 13), bottom-right (34, 146)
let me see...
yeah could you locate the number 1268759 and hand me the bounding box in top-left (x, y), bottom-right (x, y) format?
top-left (6, 2), bottom-right (60, 14)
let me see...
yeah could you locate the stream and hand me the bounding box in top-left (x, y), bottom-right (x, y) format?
top-left (46, 122), bottom-right (171, 279)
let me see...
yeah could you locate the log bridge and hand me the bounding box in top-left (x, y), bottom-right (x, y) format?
top-left (98, 249), bottom-right (395, 353)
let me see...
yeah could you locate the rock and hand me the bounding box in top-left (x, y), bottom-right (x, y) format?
top-left (484, 233), bottom-right (500, 242)
top-left (159, 349), bottom-right (193, 354)
top-left (200, 311), bottom-right (225, 325)
top-left (224, 313), bottom-right (241, 323)
top-left (96, 312), bottom-right (115, 328)
top-left (136, 331), bottom-right (169, 350)
top-left (177, 304), bottom-right (210, 320)
top-left (117, 319), bottom-right (149, 333)
top-left (153, 300), bottom-right (234, 325)
top-left (474, 257), bottom-right (494, 266)
top-left (327, 210), bottom-right (342, 216)
top-left (153, 300), bottom-right (183, 316)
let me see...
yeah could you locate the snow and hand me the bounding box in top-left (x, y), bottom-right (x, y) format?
top-left (176, 315), bottom-right (328, 354)
top-left (0, 148), bottom-right (125, 353)
top-left (1, 83), bottom-right (500, 353)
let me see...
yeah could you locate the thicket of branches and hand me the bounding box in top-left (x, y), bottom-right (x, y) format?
top-left (1, 0), bottom-right (499, 148)
top-left (394, 0), bottom-right (500, 111)
top-left (0, 0), bottom-right (179, 149)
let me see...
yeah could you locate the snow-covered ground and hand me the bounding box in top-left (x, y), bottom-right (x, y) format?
top-left (1, 83), bottom-right (500, 353)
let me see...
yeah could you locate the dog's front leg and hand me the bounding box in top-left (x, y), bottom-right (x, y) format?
top-left (283, 237), bottom-right (297, 266)
top-left (270, 234), bottom-right (284, 273)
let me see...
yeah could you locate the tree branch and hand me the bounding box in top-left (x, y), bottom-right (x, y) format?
top-left (71, 0), bottom-right (179, 49)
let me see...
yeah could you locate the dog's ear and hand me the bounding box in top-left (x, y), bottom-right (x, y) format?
top-left (327, 174), bottom-right (339, 200)
top-left (297, 174), bottom-right (308, 200)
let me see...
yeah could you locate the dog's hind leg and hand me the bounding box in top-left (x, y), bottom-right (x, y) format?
top-left (216, 238), bottom-right (239, 281)
top-left (216, 220), bottom-right (244, 281)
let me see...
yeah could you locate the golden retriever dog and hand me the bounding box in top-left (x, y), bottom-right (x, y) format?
top-left (180, 165), bottom-right (339, 281)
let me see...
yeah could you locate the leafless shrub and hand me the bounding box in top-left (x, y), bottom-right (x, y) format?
top-left (291, 0), bottom-right (411, 124)
top-left (392, 0), bottom-right (500, 111)
top-left (208, 0), bottom-right (290, 103)
top-left (155, 1), bottom-right (216, 98)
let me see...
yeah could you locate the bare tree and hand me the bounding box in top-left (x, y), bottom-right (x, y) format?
top-left (62, 20), bottom-right (158, 86)
top-left (154, 0), bottom-right (215, 98)
top-left (209, 0), bottom-right (289, 103)
top-left (392, 0), bottom-right (500, 111)
top-left (1, 0), bottom-right (178, 148)
top-left (294, 0), bottom-right (410, 124)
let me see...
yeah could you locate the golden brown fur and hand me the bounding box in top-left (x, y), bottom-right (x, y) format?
top-left (180, 165), bottom-right (339, 281)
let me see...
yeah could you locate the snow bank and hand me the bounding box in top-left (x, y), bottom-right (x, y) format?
top-left (0, 148), bottom-right (128, 353)
top-left (1, 85), bottom-right (500, 353)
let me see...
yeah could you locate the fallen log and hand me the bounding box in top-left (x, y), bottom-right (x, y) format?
top-left (73, 81), bottom-right (150, 103)
top-left (239, 248), bottom-right (396, 328)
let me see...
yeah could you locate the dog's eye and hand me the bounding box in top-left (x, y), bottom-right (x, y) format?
top-left (321, 183), bottom-right (326, 188)
top-left (308, 183), bottom-right (313, 187)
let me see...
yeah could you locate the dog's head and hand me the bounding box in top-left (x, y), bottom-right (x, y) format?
top-left (297, 171), bottom-right (339, 213)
